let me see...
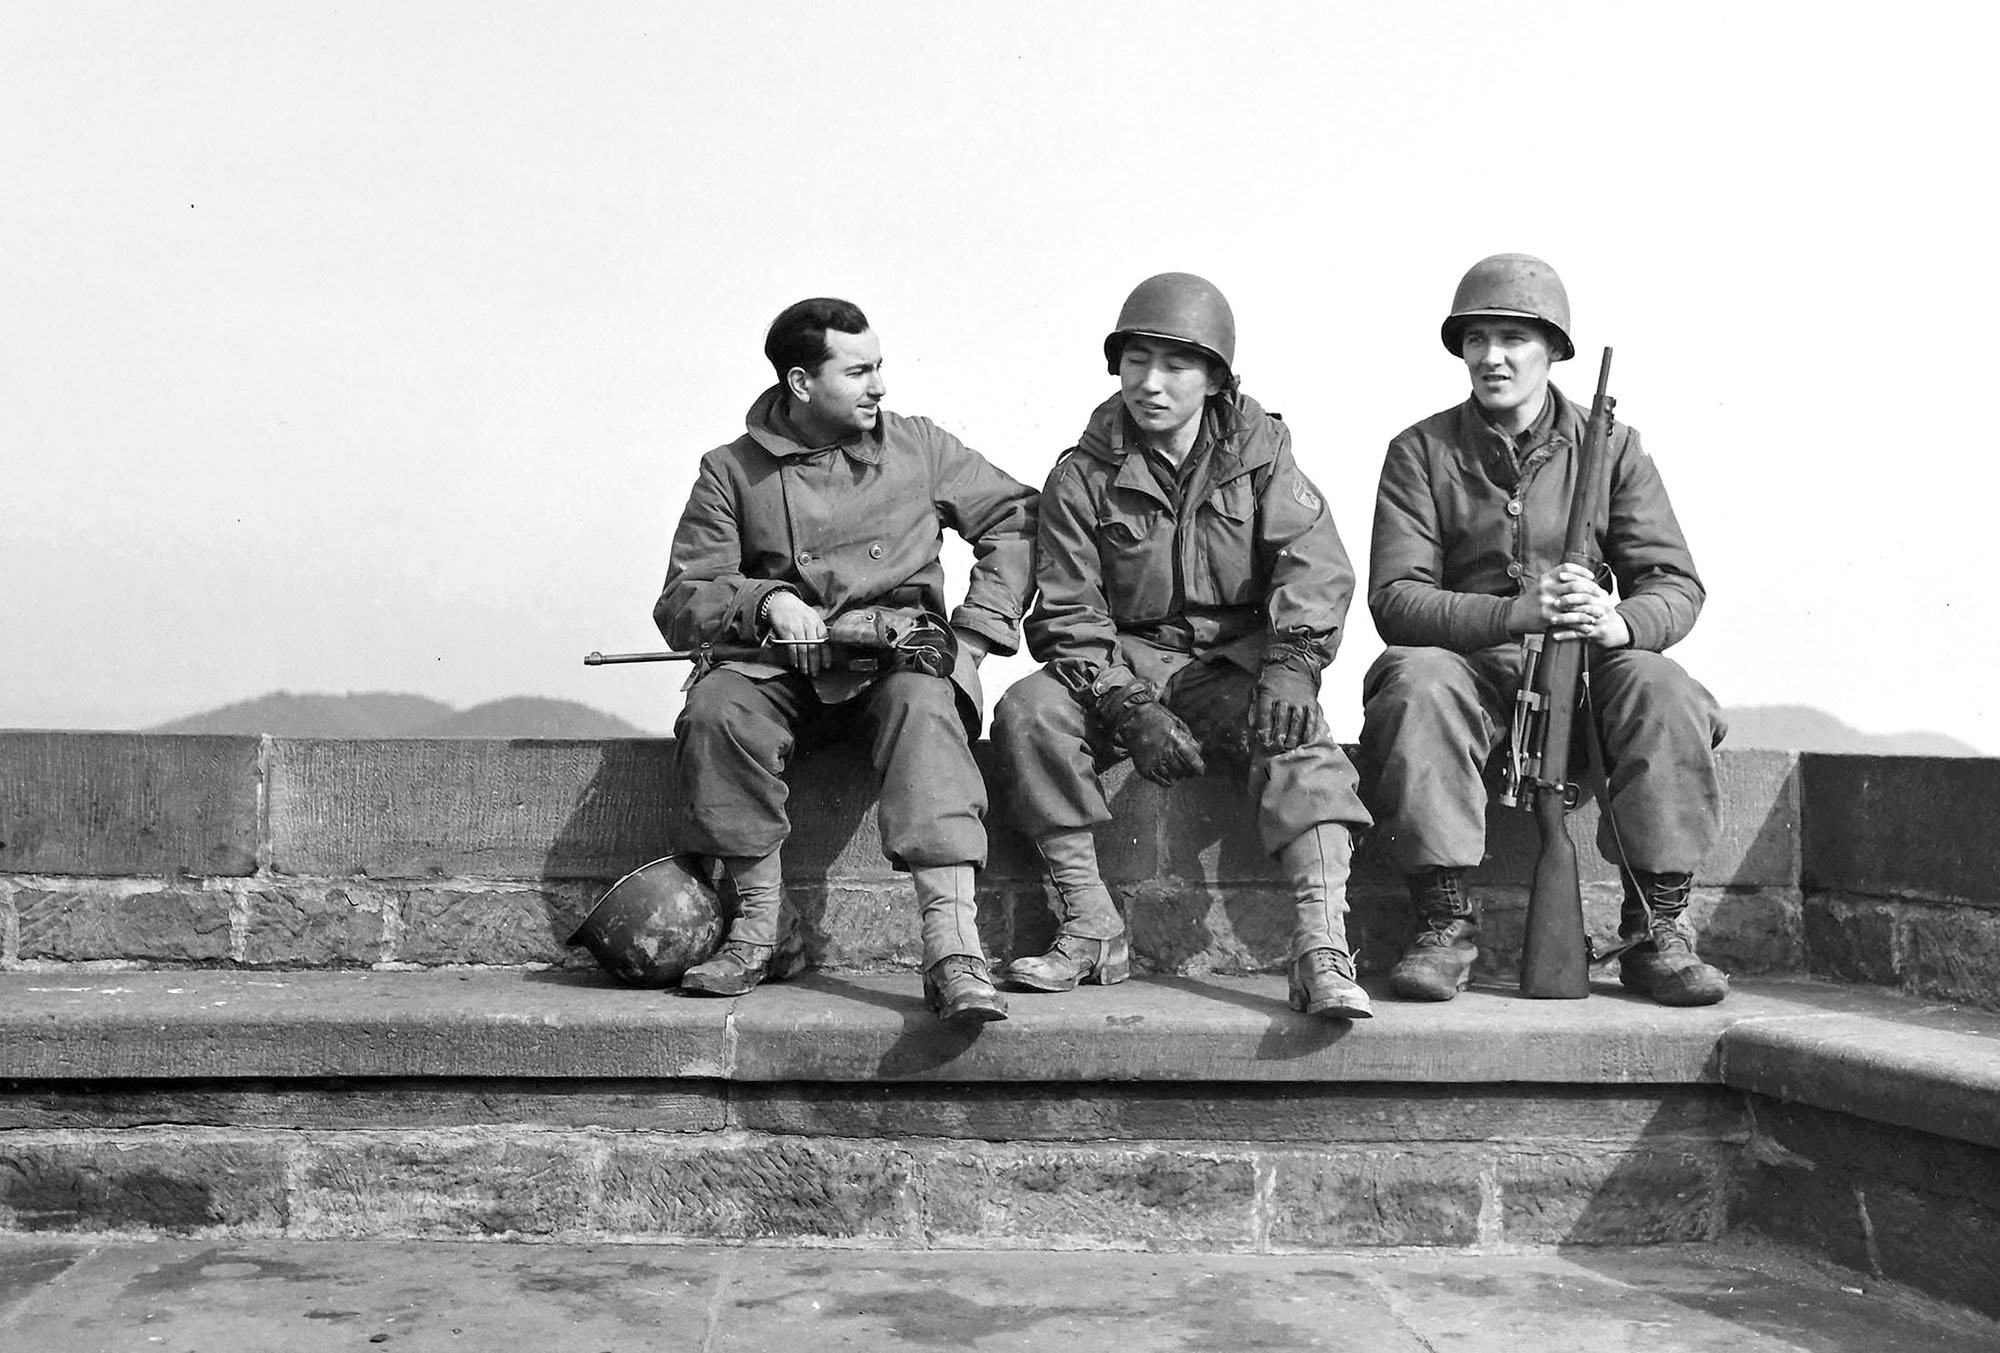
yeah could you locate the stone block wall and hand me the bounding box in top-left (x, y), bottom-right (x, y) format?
top-left (1734, 1094), bottom-right (2000, 1319)
top-left (0, 733), bottom-right (1810, 980)
top-left (0, 1079), bottom-right (1742, 1251)
top-left (1799, 756), bottom-right (2000, 1010)
top-left (3, 733), bottom-right (1992, 1000)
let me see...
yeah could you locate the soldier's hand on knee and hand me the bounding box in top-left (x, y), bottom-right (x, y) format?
top-left (1124, 702), bottom-right (1207, 784)
top-left (1096, 682), bottom-right (1206, 785)
top-left (1250, 650), bottom-right (1326, 752)
top-left (763, 592), bottom-right (829, 675)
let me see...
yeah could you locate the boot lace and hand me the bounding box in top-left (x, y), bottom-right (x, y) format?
top-left (1301, 947), bottom-right (1358, 980)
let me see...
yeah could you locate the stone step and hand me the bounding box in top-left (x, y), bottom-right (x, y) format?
top-left (3, 969), bottom-right (1998, 1322)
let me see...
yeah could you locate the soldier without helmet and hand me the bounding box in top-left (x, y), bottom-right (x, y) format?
top-left (1361, 254), bottom-right (1729, 1006)
top-left (655, 297), bottom-right (1037, 1024)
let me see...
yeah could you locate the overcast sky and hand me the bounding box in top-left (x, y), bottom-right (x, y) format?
top-left (6, 1), bottom-right (1995, 751)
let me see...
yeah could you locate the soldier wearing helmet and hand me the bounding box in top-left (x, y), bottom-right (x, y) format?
top-left (991, 273), bottom-right (1376, 1021)
top-left (1361, 254), bottom-right (1729, 1007)
top-left (654, 297), bottom-right (1038, 1024)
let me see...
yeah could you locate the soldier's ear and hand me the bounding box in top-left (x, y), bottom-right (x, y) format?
top-left (785, 365), bottom-right (814, 403)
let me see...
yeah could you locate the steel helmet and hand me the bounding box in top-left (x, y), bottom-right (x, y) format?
top-left (1440, 253), bottom-right (1575, 361)
top-left (566, 854), bottom-right (725, 987)
top-left (1103, 272), bottom-right (1236, 376)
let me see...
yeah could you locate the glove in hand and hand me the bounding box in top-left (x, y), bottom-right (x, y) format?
top-left (890, 617), bottom-right (957, 678)
top-left (1250, 650), bottom-right (1325, 752)
top-left (821, 607), bottom-right (957, 678)
top-left (1098, 682), bottom-right (1206, 785)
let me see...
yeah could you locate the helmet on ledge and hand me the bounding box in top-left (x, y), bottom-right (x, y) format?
top-left (566, 854), bottom-right (725, 987)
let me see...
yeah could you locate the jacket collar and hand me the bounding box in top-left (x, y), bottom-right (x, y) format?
top-left (1072, 390), bottom-right (1278, 484)
top-left (1454, 383), bottom-right (1577, 484)
top-left (743, 384), bottom-right (887, 465)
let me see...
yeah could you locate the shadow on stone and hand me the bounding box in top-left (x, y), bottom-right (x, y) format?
top-left (1146, 974), bottom-right (1360, 1060)
top-left (809, 973), bottom-right (1004, 1077)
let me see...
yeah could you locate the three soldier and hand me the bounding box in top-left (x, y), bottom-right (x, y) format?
top-left (647, 261), bottom-right (1727, 1019)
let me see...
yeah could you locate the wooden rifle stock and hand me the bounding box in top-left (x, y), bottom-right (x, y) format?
top-left (1513, 348), bottom-right (1617, 999)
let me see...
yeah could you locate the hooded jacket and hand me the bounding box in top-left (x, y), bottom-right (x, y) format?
top-left (1026, 391), bottom-right (1356, 690)
top-left (655, 385), bottom-right (1037, 713)
top-left (1369, 385), bottom-right (1704, 654)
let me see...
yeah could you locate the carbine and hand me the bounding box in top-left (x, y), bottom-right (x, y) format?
top-left (1503, 348), bottom-right (1620, 999)
top-left (584, 606), bottom-right (955, 676)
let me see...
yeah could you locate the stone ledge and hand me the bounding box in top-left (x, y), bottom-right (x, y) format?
top-left (1719, 1002), bottom-right (2000, 1150)
top-left (0, 970), bottom-right (1972, 1098)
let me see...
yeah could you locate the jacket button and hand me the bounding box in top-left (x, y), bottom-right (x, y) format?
top-left (869, 543), bottom-right (884, 559)
top-left (796, 551), bottom-right (812, 566)
top-left (1506, 499), bottom-right (1523, 516)
top-left (1506, 562), bottom-right (1524, 579)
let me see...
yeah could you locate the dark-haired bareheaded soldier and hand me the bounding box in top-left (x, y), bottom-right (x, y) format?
top-left (654, 297), bottom-right (1038, 1025)
top-left (1360, 253), bottom-right (1729, 1007)
top-left (991, 273), bottom-right (1375, 1021)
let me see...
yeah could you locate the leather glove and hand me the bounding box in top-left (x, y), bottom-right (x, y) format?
top-left (889, 616), bottom-right (958, 678)
top-left (1250, 647), bottom-right (1326, 752)
top-left (1097, 682), bottom-right (1206, 785)
top-left (823, 607), bottom-right (958, 678)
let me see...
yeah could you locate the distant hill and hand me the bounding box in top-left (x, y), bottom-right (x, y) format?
top-left (149, 691), bottom-right (458, 737)
top-left (405, 697), bottom-right (648, 739)
top-left (137, 693), bottom-right (1983, 753)
top-left (1722, 705), bottom-right (1982, 757)
top-left (148, 691), bottom-right (648, 739)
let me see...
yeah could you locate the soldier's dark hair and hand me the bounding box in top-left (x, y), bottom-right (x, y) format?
top-left (765, 298), bottom-right (871, 384)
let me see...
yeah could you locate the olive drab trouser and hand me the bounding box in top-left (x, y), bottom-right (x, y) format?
top-left (673, 667), bottom-right (989, 871)
top-left (993, 659), bottom-right (1371, 858)
top-left (1358, 644), bottom-right (1725, 876)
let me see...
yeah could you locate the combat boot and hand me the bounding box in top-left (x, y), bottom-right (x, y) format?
top-left (680, 939), bottom-right (775, 997)
top-left (1277, 824), bottom-right (1371, 1020)
top-left (924, 955), bottom-right (1009, 1024)
top-left (915, 863), bottom-right (1008, 1024)
top-left (1388, 867), bottom-right (1478, 1001)
top-left (1005, 829), bottom-right (1130, 992)
top-left (1290, 948), bottom-right (1372, 1020)
top-left (1618, 870), bottom-right (1729, 1007)
top-left (682, 851), bottom-right (785, 998)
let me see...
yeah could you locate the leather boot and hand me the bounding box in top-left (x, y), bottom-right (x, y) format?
top-left (1388, 867), bottom-right (1478, 1001)
top-left (1277, 825), bottom-right (1371, 1020)
top-left (1005, 830), bottom-right (1130, 992)
top-left (915, 864), bottom-right (1007, 1024)
top-left (1290, 948), bottom-right (1372, 1020)
top-left (1618, 870), bottom-right (1729, 1006)
top-left (682, 852), bottom-right (785, 997)
top-left (924, 955), bottom-right (1009, 1024)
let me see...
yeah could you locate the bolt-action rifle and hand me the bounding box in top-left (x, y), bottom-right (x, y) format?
top-left (584, 606), bottom-right (956, 676)
top-left (1502, 348), bottom-right (1620, 999)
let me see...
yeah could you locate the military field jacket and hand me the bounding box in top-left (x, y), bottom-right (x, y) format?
top-left (655, 385), bottom-right (1037, 709)
top-left (1026, 391), bottom-right (1355, 689)
top-left (1368, 384), bottom-right (1704, 655)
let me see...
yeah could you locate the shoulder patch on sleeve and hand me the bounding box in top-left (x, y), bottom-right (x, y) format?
top-left (1291, 474), bottom-right (1322, 513)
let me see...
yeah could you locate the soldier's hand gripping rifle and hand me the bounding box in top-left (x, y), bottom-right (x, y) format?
top-left (583, 605), bottom-right (958, 677)
top-left (1502, 348), bottom-right (1617, 999)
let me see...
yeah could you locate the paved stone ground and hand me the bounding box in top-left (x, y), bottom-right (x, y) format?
top-left (1, 1236), bottom-right (1994, 1352)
